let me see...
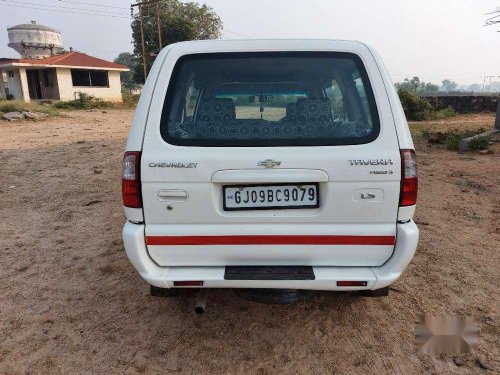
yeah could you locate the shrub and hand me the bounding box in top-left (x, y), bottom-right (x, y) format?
top-left (445, 132), bottom-right (465, 150)
top-left (443, 128), bottom-right (488, 151)
top-left (6, 94), bottom-right (14, 100)
top-left (433, 106), bottom-right (456, 120)
top-left (397, 90), bottom-right (456, 121)
top-left (121, 92), bottom-right (140, 107)
top-left (397, 88), bottom-right (433, 120)
top-left (420, 128), bottom-right (433, 139)
top-left (54, 92), bottom-right (111, 110)
top-left (469, 136), bottom-right (491, 151)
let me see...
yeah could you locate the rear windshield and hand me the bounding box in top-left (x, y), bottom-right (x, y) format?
top-left (160, 52), bottom-right (379, 147)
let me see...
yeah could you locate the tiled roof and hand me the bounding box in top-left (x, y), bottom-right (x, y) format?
top-left (0, 52), bottom-right (129, 71)
top-left (0, 58), bottom-right (17, 63)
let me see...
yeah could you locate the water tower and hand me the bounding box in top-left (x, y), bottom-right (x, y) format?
top-left (7, 21), bottom-right (63, 59)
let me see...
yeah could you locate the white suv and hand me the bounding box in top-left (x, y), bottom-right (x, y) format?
top-left (122, 39), bottom-right (419, 300)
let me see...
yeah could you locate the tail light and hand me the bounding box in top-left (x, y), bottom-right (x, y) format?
top-left (173, 281), bottom-right (204, 287)
top-left (122, 151), bottom-right (142, 208)
top-left (399, 149), bottom-right (418, 206)
top-left (337, 281), bottom-right (368, 287)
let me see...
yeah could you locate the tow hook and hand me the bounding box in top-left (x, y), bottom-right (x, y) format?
top-left (195, 289), bottom-right (209, 315)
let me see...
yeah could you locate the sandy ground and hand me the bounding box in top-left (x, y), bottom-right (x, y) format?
top-left (0, 111), bottom-right (499, 374)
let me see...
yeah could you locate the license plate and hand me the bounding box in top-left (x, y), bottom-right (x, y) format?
top-left (223, 183), bottom-right (319, 211)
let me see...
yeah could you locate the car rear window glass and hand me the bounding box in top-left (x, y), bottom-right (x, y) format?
top-left (160, 52), bottom-right (379, 147)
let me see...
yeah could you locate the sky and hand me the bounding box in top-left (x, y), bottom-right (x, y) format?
top-left (0, 0), bottom-right (498, 86)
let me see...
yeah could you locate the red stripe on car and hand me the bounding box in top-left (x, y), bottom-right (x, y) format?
top-left (146, 235), bottom-right (396, 246)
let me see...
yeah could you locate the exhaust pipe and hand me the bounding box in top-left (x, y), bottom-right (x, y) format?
top-left (194, 289), bottom-right (209, 315)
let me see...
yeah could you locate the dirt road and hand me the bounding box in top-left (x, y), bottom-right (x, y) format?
top-left (0, 111), bottom-right (498, 374)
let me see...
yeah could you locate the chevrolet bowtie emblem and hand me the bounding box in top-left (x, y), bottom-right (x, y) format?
top-left (257, 159), bottom-right (281, 168)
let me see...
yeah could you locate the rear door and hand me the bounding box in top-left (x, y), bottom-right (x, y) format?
top-left (140, 41), bottom-right (400, 267)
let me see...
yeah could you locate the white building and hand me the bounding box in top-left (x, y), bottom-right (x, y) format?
top-left (0, 22), bottom-right (129, 102)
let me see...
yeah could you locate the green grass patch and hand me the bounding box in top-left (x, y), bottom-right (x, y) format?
top-left (0, 100), bottom-right (60, 116)
top-left (39, 107), bottom-right (60, 117)
top-left (469, 136), bottom-right (491, 151)
top-left (0, 100), bottom-right (36, 113)
top-left (443, 129), bottom-right (488, 151)
top-left (419, 127), bottom-right (491, 151)
top-left (432, 107), bottom-right (456, 120)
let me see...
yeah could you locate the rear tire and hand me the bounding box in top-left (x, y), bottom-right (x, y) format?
top-left (234, 288), bottom-right (315, 305)
top-left (150, 285), bottom-right (178, 297)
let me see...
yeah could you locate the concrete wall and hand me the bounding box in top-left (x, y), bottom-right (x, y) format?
top-left (5, 69), bottom-right (23, 100)
top-left (425, 95), bottom-right (499, 114)
top-left (0, 72), bottom-right (7, 99)
top-left (56, 68), bottom-right (123, 102)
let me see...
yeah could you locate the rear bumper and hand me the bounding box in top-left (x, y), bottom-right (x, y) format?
top-left (122, 220), bottom-right (418, 291)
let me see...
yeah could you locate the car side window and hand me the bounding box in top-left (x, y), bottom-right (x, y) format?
top-left (184, 80), bottom-right (199, 120)
top-left (324, 80), bottom-right (345, 121)
top-left (353, 75), bottom-right (372, 127)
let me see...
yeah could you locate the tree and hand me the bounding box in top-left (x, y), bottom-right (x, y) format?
top-left (467, 83), bottom-right (481, 92)
top-left (395, 77), bottom-right (439, 95)
top-left (441, 79), bottom-right (458, 92)
top-left (408, 76), bottom-right (420, 91)
top-left (114, 52), bottom-right (139, 91)
top-left (422, 82), bottom-right (439, 94)
top-left (397, 88), bottom-right (433, 120)
top-left (489, 81), bottom-right (500, 92)
top-left (131, 0), bottom-right (223, 83)
top-left (395, 77), bottom-right (420, 92)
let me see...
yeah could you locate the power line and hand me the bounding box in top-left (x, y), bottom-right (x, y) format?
top-left (484, 7), bottom-right (500, 15)
top-left (485, 13), bottom-right (500, 22)
top-left (0, 3), bottom-right (130, 18)
top-left (77, 47), bottom-right (131, 54)
top-left (223, 29), bottom-right (253, 39)
top-left (56, 0), bottom-right (129, 10)
top-left (0, 0), bottom-right (129, 16)
top-left (484, 7), bottom-right (500, 28)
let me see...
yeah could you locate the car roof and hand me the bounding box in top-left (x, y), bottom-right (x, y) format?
top-left (162, 39), bottom-right (373, 55)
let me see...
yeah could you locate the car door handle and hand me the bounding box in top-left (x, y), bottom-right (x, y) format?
top-left (157, 190), bottom-right (188, 202)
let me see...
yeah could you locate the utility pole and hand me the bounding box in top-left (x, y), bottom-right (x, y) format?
top-left (138, 4), bottom-right (147, 80)
top-left (131, 0), bottom-right (164, 79)
top-left (495, 93), bottom-right (500, 130)
top-left (496, 76), bottom-right (500, 130)
top-left (156, 1), bottom-right (162, 49)
top-left (482, 76), bottom-right (494, 92)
